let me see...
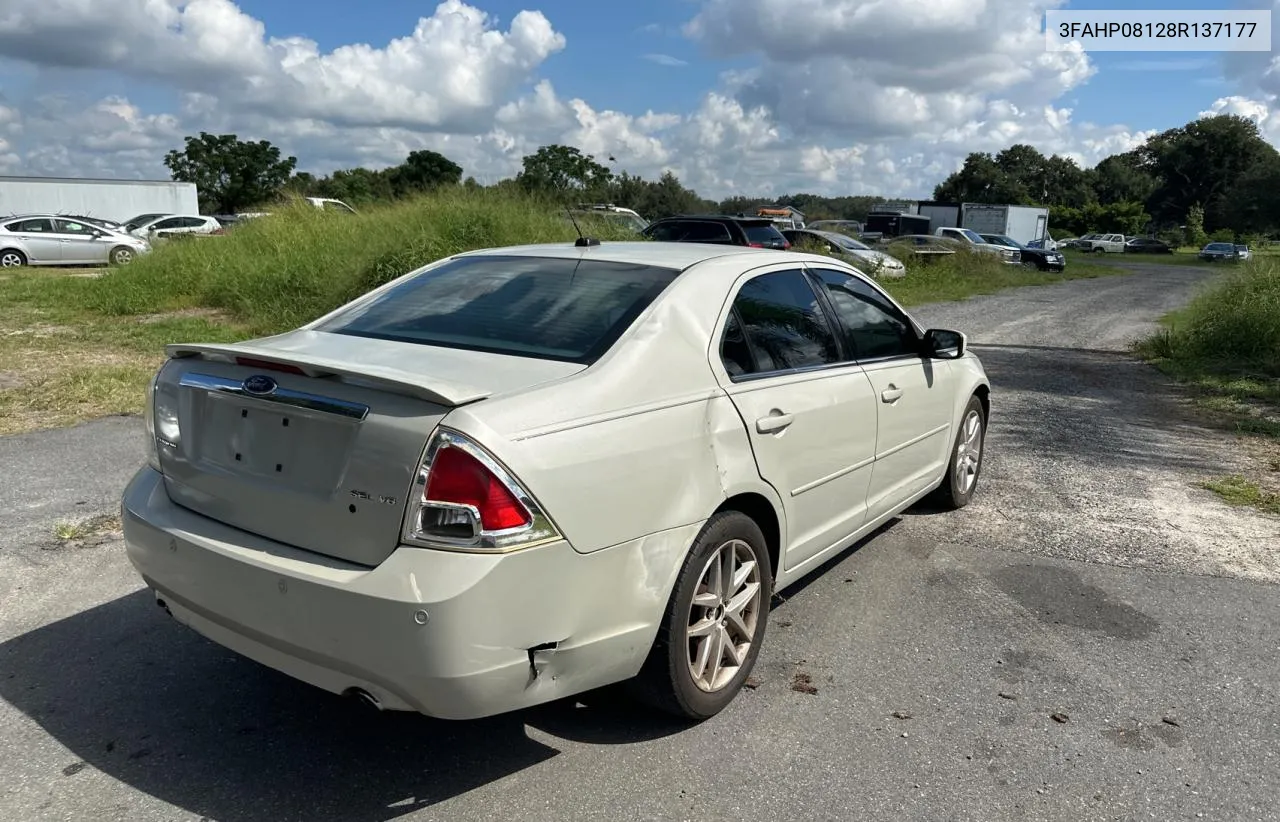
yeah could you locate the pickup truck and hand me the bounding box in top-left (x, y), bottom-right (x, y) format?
top-left (1079, 233), bottom-right (1127, 253)
top-left (934, 226), bottom-right (1021, 264)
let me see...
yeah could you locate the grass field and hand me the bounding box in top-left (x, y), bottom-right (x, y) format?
top-left (1, 189), bottom-right (1123, 435)
top-left (1134, 256), bottom-right (1280, 514)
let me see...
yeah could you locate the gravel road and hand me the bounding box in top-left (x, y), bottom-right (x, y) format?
top-left (1, 263), bottom-right (1276, 822)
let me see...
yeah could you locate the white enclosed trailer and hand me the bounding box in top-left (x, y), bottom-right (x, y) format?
top-left (961, 203), bottom-right (1049, 246)
top-left (0, 176), bottom-right (199, 223)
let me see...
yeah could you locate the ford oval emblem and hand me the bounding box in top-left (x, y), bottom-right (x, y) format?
top-left (242, 374), bottom-right (278, 396)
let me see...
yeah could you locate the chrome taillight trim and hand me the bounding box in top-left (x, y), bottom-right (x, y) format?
top-left (401, 428), bottom-right (563, 553)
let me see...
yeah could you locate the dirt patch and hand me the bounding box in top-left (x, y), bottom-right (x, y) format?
top-left (138, 307), bottom-right (230, 324)
top-left (0, 371), bottom-right (23, 391)
top-left (48, 514), bottom-right (122, 550)
top-left (2, 324), bottom-right (75, 338)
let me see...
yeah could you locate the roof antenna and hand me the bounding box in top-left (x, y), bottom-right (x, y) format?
top-left (564, 205), bottom-right (600, 247)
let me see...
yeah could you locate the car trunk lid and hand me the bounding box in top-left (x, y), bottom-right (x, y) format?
top-left (152, 332), bottom-right (585, 567)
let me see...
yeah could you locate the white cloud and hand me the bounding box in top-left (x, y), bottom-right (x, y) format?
top-left (0, 0), bottom-right (565, 131)
top-left (643, 53), bottom-right (689, 67)
top-left (0, 0), bottom-right (1256, 200)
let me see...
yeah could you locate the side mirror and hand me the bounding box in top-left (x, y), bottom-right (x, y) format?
top-left (90, 229), bottom-right (105, 238)
top-left (923, 328), bottom-right (966, 359)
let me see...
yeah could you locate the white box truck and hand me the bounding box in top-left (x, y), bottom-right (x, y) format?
top-left (961, 203), bottom-right (1049, 247)
top-left (915, 201), bottom-right (1050, 247)
top-left (0, 175), bottom-right (199, 223)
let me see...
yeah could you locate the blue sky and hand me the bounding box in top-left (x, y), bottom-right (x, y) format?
top-left (0, 0), bottom-right (1275, 197)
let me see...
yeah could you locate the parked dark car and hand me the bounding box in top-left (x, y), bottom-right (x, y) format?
top-left (1198, 242), bottom-right (1244, 262)
top-left (979, 233), bottom-right (1066, 272)
top-left (641, 215), bottom-right (790, 249)
top-left (1124, 237), bottom-right (1173, 254)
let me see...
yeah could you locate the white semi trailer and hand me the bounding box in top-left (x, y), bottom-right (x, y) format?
top-left (0, 175), bottom-right (199, 223)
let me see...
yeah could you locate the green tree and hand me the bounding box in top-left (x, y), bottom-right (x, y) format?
top-left (387, 150), bottom-right (463, 196)
top-left (1092, 151), bottom-right (1157, 205)
top-left (1141, 114), bottom-right (1279, 229)
top-left (164, 132), bottom-right (298, 214)
top-left (1222, 153), bottom-right (1280, 235)
top-left (1184, 204), bottom-right (1207, 248)
top-left (516, 145), bottom-right (614, 196)
top-left (933, 152), bottom-right (1031, 204)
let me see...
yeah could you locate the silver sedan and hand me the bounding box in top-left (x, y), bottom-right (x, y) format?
top-left (0, 215), bottom-right (151, 267)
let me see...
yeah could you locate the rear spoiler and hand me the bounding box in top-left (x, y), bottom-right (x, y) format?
top-left (165, 342), bottom-right (490, 407)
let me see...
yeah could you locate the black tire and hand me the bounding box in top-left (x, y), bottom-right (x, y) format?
top-left (930, 394), bottom-right (987, 510)
top-left (0, 248), bottom-right (26, 268)
top-left (630, 511), bottom-right (773, 720)
top-left (109, 246), bottom-right (135, 266)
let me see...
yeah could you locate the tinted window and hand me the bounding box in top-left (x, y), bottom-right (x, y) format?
top-left (646, 220), bottom-right (733, 243)
top-left (55, 219), bottom-right (95, 234)
top-left (316, 255), bottom-right (679, 364)
top-left (720, 311), bottom-right (755, 376)
top-left (744, 224), bottom-right (786, 246)
top-left (180, 217), bottom-right (208, 228)
top-left (728, 269), bottom-right (839, 373)
top-left (5, 218), bottom-right (53, 233)
top-left (151, 218), bottom-right (184, 230)
top-left (811, 269), bottom-right (918, 360)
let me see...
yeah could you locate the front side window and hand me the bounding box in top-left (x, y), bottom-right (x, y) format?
top-left (722, 269), bottom-right (840, 375)
top-left (316, 255), bottom-right (680, 364)
top-left (55, 219), bottom-right (95, 234)
top-left (151, 218), bottom-right (184, 230)
top-left (810, 268), bottom-right (918, 361)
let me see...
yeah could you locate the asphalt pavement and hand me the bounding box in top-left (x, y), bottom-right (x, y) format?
top-left (1, 262), bottom-right (1277, 822)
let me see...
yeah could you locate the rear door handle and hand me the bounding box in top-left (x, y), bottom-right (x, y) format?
top-left (881, 385), bottom-right (903, 403)
top-left (756, 412), bottom-right (794, 434)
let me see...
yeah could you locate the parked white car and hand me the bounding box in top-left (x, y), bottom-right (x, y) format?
top-left (934, 227), bottom-right (1021, 264)
top-left (1080, 233), bottom-right (1127, 253)
top-left (121, 241), bottom-right (991, 721)
top-left (0, 214), bottom-right (151, 267)
top-left (130, 214), bottom-right (223, 241)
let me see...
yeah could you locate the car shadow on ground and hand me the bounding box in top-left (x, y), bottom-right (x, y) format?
top-left (0, 589), bottom-right (693, 821)
top-left (1, 516), bottom-right (904, 821)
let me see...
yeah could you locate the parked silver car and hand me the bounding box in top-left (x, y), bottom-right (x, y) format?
top-left (0, 214), bottom-right (151, 267)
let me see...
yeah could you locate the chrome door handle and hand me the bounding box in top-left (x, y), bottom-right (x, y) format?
top-left (756, 412), bottom-right (794, 434)
top-left (881, 385), bottom-right (903, 403)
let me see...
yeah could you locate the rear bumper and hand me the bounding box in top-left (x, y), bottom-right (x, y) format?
top-left (121, 467), bottom-right (700, 719)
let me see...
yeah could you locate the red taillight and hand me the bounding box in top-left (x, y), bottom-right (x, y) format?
top-left (781, 240), bottom-right (791, 249)
top-left (749, 241), bottom-right (764, 248)
top-left (235, 356), bottom-right (307, 375)
top-left (425, 446), bottom-right (531, 531)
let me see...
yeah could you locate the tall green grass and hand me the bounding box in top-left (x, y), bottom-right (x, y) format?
top-left (82, 188), bottom-right (1124, 332)
top-left (85, 189), bottom-right (638, 334)
top-left (1137, 257), bottom-right (1280, 442)
top-left (1145, 258), bottom-right (1280, 377)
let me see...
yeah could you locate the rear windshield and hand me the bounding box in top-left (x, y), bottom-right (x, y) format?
top-left (315, 255), bottom-right (680, 364)
top-left (744, 224), bottom-right (785, 243)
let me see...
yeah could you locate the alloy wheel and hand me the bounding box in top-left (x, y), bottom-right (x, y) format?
top-left (686, 539), bottom-right (763, 692)
top-left (954, 409), bottom-right (983, 494)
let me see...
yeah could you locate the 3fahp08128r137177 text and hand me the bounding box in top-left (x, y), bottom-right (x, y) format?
top-left (1057, 21), bottom-right (1259, 39)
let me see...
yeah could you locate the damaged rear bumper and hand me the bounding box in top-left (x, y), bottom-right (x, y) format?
top-left (121, 467), bottom-right (701, 720)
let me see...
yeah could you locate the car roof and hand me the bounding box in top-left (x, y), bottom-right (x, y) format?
top-left (651, 214), bottom-right (774, 225)
top-left (456, 241), bottom-right (832, 270)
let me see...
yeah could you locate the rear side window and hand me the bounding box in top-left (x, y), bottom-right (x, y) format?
top-left (744, 224), bottom-right (786, 245)
top-left (316, 255), bottom-right (680, 364)
top-left (5, 218), bottom-right (53, 232)
top-left (724, 269), bottom-right (840, 374)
